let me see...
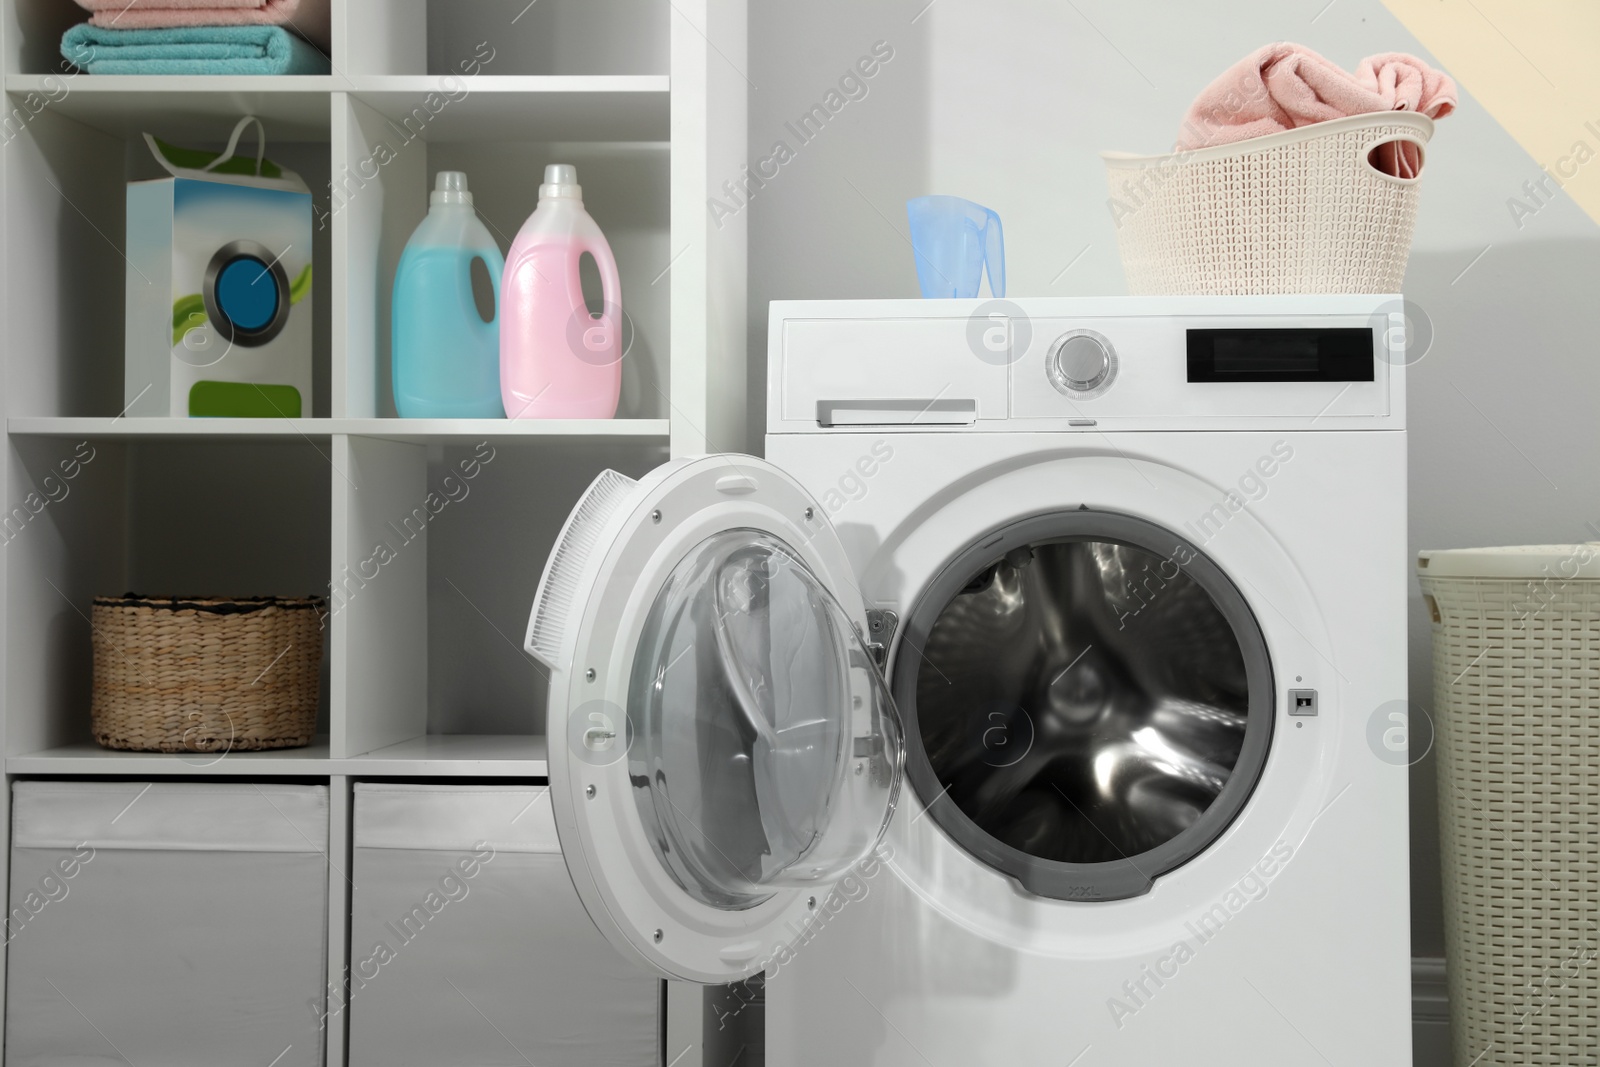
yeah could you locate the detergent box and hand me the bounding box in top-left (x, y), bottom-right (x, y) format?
top-left (125, 117), bottom-right (313, 418)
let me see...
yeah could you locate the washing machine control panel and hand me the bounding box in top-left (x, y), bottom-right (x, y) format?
top-left (1010, 313), bottom-right (1395, 424)
top-left (767, 297), bottom-right (1403, 431)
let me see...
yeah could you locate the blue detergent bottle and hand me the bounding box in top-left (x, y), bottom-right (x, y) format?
top-left (392, 171), bottom-right (505, 417)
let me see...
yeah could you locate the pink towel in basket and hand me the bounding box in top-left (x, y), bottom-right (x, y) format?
top-left (1176, 43), bottom-right (1456, 178)
top-left (73, 0), bottom-right (330, 53)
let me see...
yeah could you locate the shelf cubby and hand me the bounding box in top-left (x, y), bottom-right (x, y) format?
top-left (335, 434), bottom-right (665, 761)
top-left (5, 434), bottom-right (334, 759)
top-left (333, 89), bottom-right (670, 422)
top-left (340, 0), bottom-right (668, 78)
top-left (3, 98), bottom-right (333, 418)
top-left (346, 76), bottom-right (669, 140)
top-left (431, 0), bottom-right (667, 77)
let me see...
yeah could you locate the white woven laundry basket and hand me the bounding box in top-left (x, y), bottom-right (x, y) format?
top-left (1103, 111), bottom-right (1433, 295)
top-left (1417, 545), bottom-right (1600, 1067)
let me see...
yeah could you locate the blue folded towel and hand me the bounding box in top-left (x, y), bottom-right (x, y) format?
top-left (62, 23), bottom-right (329, 76)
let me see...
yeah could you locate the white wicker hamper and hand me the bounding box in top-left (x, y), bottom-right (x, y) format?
top-left (1103, 111), bottom-right (1433, 295)
top-left (1418, 546), bottom-right (1600, 1067)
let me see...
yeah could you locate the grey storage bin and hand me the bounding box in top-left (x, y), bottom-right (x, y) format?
top-left (348, 784), bottom-right (659, 1067)
top-left (6, 782), bottom-right (329, 1067)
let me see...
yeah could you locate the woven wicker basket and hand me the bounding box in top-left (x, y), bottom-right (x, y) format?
top-left (1418, 546), bottom-right (1600, 1066)
top-left (1103, 111), bottom-right (1433, 295)
top-left (91, 595), bottom-right (326, 752)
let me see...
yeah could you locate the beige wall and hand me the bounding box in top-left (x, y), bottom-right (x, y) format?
top-left (1384, 0), bottom-right (1600, 228)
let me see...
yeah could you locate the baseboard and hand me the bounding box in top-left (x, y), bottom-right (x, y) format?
top-left (1413, 956), bottom-right (1450, 1067)
top-left (1412, 956), bottom-right (1447, 1023)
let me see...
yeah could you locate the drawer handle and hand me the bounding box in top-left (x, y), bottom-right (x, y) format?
top-left (816, 398), bottom-right (977, 427)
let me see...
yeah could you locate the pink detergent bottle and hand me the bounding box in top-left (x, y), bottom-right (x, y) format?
top-left (500, 164), bottom-right (622, 419)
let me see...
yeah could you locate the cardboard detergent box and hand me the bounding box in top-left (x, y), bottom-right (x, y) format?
top-left (125, 117), bottom-right (313, 418)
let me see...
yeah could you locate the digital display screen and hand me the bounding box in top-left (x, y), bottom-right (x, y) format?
top-left (1187, 328), bottom-right (1374, 382)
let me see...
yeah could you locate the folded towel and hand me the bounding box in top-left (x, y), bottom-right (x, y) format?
top-left (72, 0), bottom-right (330, 53)
top-left (1177, 43), bottom-right (1456, 178)
top-left (62, 23), bottom-right (329, 75)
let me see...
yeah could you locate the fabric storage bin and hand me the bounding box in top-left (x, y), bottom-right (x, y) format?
top-left (348, 784), bottom-right (659, 1067)
top-left (6, 782), bottom-right (329, 1067)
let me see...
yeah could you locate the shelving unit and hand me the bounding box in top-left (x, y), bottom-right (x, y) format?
top-left (0, 0), bottom-right (748, 1063)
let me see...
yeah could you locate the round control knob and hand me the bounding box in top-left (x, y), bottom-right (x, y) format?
top-left (1047, 330), bottom-right (1117, 398)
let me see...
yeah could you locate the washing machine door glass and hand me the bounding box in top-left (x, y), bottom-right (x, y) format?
top-left (895, 511), bottom-right (1273, 902)
top-left (627, 527), bottom-right (903, 909)
top-left (528, 457), bottom-right (904, 983)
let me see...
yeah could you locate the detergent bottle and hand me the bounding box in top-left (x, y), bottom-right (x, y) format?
top-left (500, 164), bottom-right (622, 419)
top-left (391, 171), bottom-right (505, 417)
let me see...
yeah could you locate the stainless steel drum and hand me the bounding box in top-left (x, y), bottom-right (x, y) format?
top-left (893, 511), bottom-right (1274, 901)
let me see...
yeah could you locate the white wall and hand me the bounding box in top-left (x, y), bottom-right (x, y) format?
top-left (746, 0), bottom-right (1600, 960)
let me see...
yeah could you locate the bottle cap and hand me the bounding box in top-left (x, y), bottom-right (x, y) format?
top-left (431, 170), bottom-right (473, 206)
top-left (539, 163), bottom-right (582, 200)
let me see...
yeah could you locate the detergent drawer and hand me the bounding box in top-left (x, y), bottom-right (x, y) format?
top-left (775, 314), bottom-right (1007, 429)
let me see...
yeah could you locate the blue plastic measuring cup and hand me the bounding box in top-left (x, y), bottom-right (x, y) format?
top-left (906, 195), bottom-right (1005, 299)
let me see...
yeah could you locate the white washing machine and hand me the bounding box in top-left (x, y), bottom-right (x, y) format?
top-left (527, 295), bottom-right (1411, 1066)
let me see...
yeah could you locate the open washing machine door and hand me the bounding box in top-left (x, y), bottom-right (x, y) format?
top-left (525, 455), bottom-right (904, 984)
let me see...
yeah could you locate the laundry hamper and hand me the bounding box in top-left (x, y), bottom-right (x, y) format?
top-left (1103, 111), bottom-right (1433, 294)
top-left (1418, 546), bottom-right (1600, 1066)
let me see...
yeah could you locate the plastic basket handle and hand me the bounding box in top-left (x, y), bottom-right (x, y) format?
top-left (1364, 133), bottom-right (1428, 181)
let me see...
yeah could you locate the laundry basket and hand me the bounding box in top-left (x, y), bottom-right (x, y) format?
top-left (1417, 545), bottom-right (1600, 1066)
top-left (1103, 111), bottom-right (1433, 295)
top-left (91, 594), bottom-right (325, 751)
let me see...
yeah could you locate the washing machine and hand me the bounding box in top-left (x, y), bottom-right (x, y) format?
top-left (526, 295), bottom-right (1411, 1066)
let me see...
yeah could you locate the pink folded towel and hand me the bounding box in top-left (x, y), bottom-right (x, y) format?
top-left (74, 0), bottom-right (330, 53)
top-left (1176, 43), bottom-right (1456, 178)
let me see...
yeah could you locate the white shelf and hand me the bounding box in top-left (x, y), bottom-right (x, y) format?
top-left (5, 74), bottom-right (337, 92)
top-left (347, 75), bottom-right (669, 142)
top-left (9, 417), bottom-right (335, 437)
top-left (8, 739), bottom-right (336, 776)
top-left (5, 75), bottom-right (333, 139)
top-left (1, 74), bottom-right (667, 143)
top-left (339, 417), bottom-right (670, 440)
top-left (348, 733), bottom-right (549, 775)
top-left (349, 74), bottom-right (667, 92)
top-left (8, 417), bottom-right (671, 440)
top-left (9, 735), bottom-right (549, 776)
